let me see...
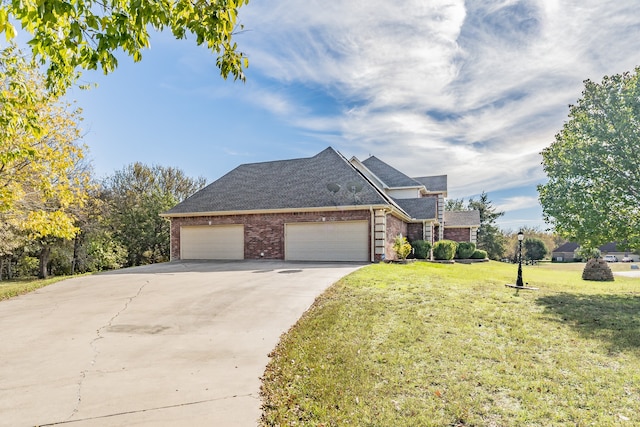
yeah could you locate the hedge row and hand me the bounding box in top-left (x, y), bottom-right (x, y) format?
top-left (408, 239), bottom-right (487, 261)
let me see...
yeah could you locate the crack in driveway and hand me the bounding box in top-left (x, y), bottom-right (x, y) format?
top-left (67, 280), bottom-right (150, 421)
top-left (45, 393), bottom-right (256, 426)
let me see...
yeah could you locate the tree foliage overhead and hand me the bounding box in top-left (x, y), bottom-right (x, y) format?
top-left (0, 48), bottom-right (90, 277)
top-left (0, 51), bottom-right (89, 239)
top-left (0, 0), bottom-right (249, 92)
top-left (538, 67), bottom-right (640, 250)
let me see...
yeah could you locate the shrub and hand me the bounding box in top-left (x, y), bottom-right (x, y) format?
top-left (582, 258), bottom-right (614, 281)
top-left (16, 256), bottom-right (39, 277)
top-left (470, 249), bottom-right (488, 259)
top-left (575, 247), bottom-right (600, 261)
top-left (433, 240), bottom-right (457, 260)
top-left (410, 240), bottom-right (431, 259)
top-left (456, 242), bottom-right (476, 259)
top-left (393, 236), bottom-right (412, 260)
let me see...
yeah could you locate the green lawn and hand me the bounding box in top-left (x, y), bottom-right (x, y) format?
top-left (260, 261), bottom-right (640, 426)
top-left (0, 276), bottom-right (77, 301)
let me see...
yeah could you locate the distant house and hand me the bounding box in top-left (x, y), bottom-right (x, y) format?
top-left (551, 242), bottom-right (639, 262)
top-left (161, 147), bottom-right (480, 262)
top-left (551, 242), bottom-right (580, 262)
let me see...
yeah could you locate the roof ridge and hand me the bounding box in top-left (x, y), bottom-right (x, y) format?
top-left (362, 156), bottom-right (422, 188)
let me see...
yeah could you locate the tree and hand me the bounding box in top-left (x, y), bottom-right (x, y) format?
top-left (575, 246), bottom-right (600, 262)
top-left (102, 163), bottom-right (206, 266)
top-left (69, 186), bottom-right (128, 273)
top-left (504, 226), bottom-right (564, 261)
top-left (0, 0), bottom-right (249, 93)
top-left (468, 191), bottom-right (506, 260)
top-left (0, 220), bottom-right (24, 280)
top-left (0, 51), bottom-right (90, 278)
top-left (538, 67), bottom-right (640, 251)
top-left (445, 198), bottom-right (465, 211)
top-left (523, 237), bottom-right (547, 261)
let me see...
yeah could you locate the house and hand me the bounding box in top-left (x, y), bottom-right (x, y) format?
top-left (551, 242), bottom-right (580, 262)
top-left (161, 147), bottom-right (480, 262)
top-left (551, 242), bottom-right (639, 262)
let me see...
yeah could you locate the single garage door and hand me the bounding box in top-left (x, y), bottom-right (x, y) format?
top-left (285, 221), bottom-right (369, 262)
top-left (180, 225), bottom-right (244, 260)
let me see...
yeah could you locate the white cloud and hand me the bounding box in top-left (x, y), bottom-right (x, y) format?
top-left (233, 0), bottom-right (640, 194)
top-left (494, 196), bottom-right (541, 213)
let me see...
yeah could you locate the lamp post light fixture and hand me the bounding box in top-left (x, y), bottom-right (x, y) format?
top-left (506, 230), bottom-right (537, 290)
top-left (516, 231), bottom-right (524, 287)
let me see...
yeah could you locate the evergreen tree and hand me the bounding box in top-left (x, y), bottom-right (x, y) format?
top-left (468, 192), bottom-right (506, 260)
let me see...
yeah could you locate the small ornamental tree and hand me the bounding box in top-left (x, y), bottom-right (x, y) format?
top-left (393, 236), bottom-right (412, 261)
top-left (433, 240), bottom-right (457, 260)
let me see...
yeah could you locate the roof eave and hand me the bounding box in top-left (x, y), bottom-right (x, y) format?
top-left (160, 204), bottom-right (394, 218)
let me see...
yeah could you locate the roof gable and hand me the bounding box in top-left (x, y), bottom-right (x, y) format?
top-left (164, 147), bottom-right (390, 215)
top-left (362, 156), bottom-right (422, 188)
top-left (413, 175), bottom-right (447, 193)
top-left (393, 198), bottom-right (437, 220)
top-left (553, 242), bottom-right (579, 252)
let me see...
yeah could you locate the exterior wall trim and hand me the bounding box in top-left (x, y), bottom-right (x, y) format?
top-left (162, 204), bottom-right (394, 218)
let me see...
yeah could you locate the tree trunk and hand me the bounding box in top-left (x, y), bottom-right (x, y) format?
top-left (39, 246), bottom-right (51, 279)
top-left (71, 234), bottom-right (80, 275)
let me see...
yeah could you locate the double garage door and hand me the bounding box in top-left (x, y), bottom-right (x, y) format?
top-left (180, 221), bottom-right (369, 262)
top-left (180, 225), bottom-right (244, 260)
top-left (284, 221), bottom-right (368, 262)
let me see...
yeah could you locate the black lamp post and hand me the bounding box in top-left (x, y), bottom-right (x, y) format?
top-left (516, 231), bottom-right (524, 287)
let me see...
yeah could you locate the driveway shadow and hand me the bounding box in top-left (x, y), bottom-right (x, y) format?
top-left (536, 293), bottom-right (640, 354)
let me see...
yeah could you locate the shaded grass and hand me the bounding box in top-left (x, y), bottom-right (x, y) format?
top-left (261, 261), bottom-right (640, 426)
top-left (0, 275), bottom-right (79, 301)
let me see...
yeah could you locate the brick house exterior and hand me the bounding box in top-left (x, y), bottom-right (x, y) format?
top-left (162, 148), bottom-right (480, 262)
top-left (169, 210), bottom-right (371, 260)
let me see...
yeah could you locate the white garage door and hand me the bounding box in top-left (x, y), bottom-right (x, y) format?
top-left (180, 225), bottom-right (244, 260)
top-left (285, 221), bottom-right (369, 262)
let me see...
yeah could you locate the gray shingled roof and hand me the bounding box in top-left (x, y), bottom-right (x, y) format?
top-left (553, 242), bottom-right (579, 252)
top-left (444, 210), bottom-right (480, 227)
top-left (393, 198), bottom-right (437, 220)
top-left (413, 175), bottom-right (447, 192)
top-left (362, 156), bottom-right (422, 188)
top-left (553, 242), bottom-right (623, 253)
top-left (163, 147), bottom-right (389, 215)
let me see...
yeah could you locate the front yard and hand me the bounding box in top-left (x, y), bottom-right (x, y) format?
top-left (0, 276), bottom-right (73, 301)
top-left (261, 261), bottom-right (640, 426)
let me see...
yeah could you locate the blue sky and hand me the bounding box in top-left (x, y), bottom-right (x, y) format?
top-left (59, 0), bottom-right (640, 231)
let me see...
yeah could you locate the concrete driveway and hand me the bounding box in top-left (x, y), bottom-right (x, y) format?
top-left (0, 261), bottom-right (363, 426)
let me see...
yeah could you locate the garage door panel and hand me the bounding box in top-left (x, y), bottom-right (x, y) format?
top-left (285, 221), bottom-right (368, 262)
top-left (180, 225), bottom-right (244, 260)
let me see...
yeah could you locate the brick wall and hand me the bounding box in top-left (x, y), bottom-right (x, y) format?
top-left (385, 214), bottom-right (408, 261)
top-left (169, 210), bottom-right (371, 260)
top-left (443, 227), bottom-right (471, 242)
top-left (406, 223), bottom-right (424, 242)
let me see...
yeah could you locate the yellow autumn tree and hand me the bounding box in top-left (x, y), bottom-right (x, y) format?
top-left (0, 46), bottom-right (90, 278)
